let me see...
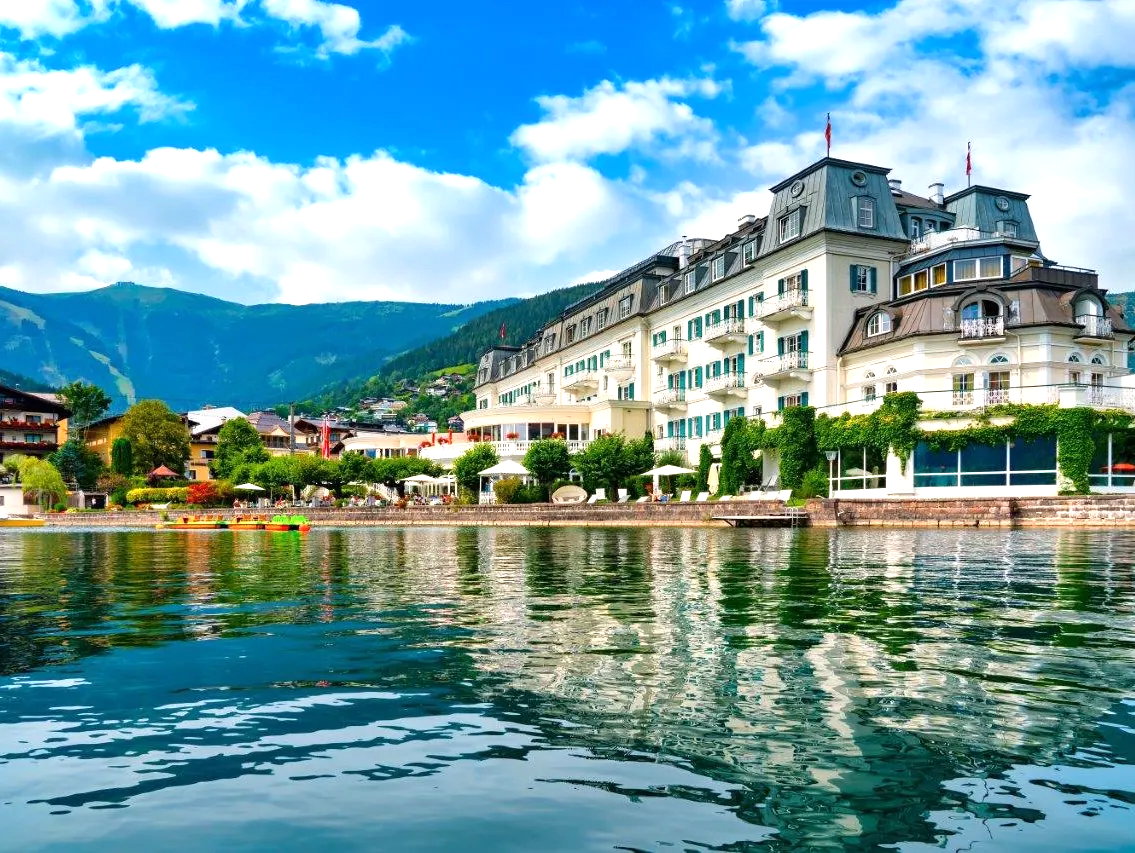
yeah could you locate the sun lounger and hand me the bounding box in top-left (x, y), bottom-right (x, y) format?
top-left (617, 489), bottom-right (629, 503)
top-left (718, 494), bottom-right (732, 502)
top-left (761, 474), bottom-right (780, 493)
top-left (587, 488), bottom-right (607, 504)
top-left (695, 491), bottom-right (709, 502)
top-left (776, 489), bottom-right (793, 502)
top-left (678, 490), bottom-right (692, 502)
top-left (635, 496), bottom-right (649, 503)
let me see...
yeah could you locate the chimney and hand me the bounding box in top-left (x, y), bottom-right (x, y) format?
top-left (888, 178), bottom-right (902, 195)
top-left (738, 214), bottom-right (756, 227)
top-left (678, 235), bottom-right (691, 269)
top-left (928, 182), bottom-right (945, 206)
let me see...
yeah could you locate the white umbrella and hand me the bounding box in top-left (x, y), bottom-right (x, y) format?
top-left (400, 474), bottom-right (437, 483)
top-left (234, 483), bottom-right (265, 491)
top-left (640, 463), bottom-right (696, 496)
top-left (478, 460), bottom-right (530, 477)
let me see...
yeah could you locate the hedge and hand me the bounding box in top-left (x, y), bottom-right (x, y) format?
top-left (125, 487), bottom-right (189, 505)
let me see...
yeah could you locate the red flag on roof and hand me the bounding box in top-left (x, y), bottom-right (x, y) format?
top-left (824, 112), bottom-right (831, 156)
top-left (966, 141), bottom-right (972, 184)
top-left (320, 418), bottom-right (331, 459)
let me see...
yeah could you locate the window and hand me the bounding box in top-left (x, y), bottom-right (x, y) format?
top-left (910, 218), bottom-right (921, 239)
top-left (543, 333), bottom-right (556, 354)
top-left (850, 264), bottom-right (874, 293)
top-left (924, 220), bottom-right (936, 232)
top-left (657, 283), bottom-right (668, 306)
top-left (778, 209), bottom-right (801, 242)
top-left (954, 259), bottom-right (977, 281)
top-left (596, 309), bottom-right (609, 330)
top-left (712, 256), bottom-right (726, 281)
top-left (1090, 430), bottom-right (1135, 488)
top-left (863, 372), bottom-right (877, 402)
top-left (955, 256), bottom-right (1002, 281)
top-left (914, 269), bottom-right (928, 291)
top-left (1010, 255), bottom-right (1030, 275)
top-left (914, 436), bottom-right (1056, 488)
top-left (866, 312), bottom-right (892, 337)
top-left (931, 264), bottom-right (947, 286)
top-left (998, 220), bottom-right (1018, 237)
top-left (684, 271), bottom-right (696, 294)
top-left (783, 271), bottom-right (803, 292)
top-left (566, 324), bottom-right (577, 343)
top-left (832, 446), bottom-right (887, 492)
top-left (898, 274), bottom-right (913, 296)
top-left (618, 295), bottom-right (633, 319)
top-left (580, 317), bottom-right (592, 336)
top-left (742, 241), bottom-right (756, 264)
top-left (855, 196), bottom-right (875, 228)
top-left (1091, 354), bottom-right (1107, 366)
top-left (979, 257), bottom-right (1002, 278)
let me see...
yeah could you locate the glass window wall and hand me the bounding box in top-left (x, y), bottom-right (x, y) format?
top-left (913, 437), bottom-right (1056, 488)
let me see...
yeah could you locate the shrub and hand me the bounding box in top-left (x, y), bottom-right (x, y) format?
top-left (795, 466), bottom-right (829, 500)
top-left (493, 476), bottom-right (523, 504)
top-left (53, 502), bottom-right (67, 513)
top-left (125, 486), bottom-right (189, 505)
top-left (513, 484), bottom-right (546, 504)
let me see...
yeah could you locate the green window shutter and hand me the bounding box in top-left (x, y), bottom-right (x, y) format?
top-left (869, 267), bottom-right (877, 293)
top-left (704, 312), bottom-right (711, 328)
top-left (668, 373), bottom-right (674, 389)
top-left (801, 269), bottom-right (809, 291)
top-left (777, 336), bottom-right (785, 356)
top-left (736, 300), bottom-right (744, 319)
top-left (748, 296), bottom-right (754, 315)
top-left (799, 330), bottom-right (809, 354)
top-left (628, 383), bottom-right (634, 400)
top-left (737, 353), bottom-right (745, 375)
top-left (778, 396), bottom-right (786, 411)
top-left (747, 334), bottom-right (754, 356)
top-left (801, 391), bottom-right (809, 407)
top-left (695, 366), bottom-right (702, 387)
top-left (696, 317), bottom-right (702, 337)
top-left (777, 278), bottom-right (785, 295)
top-left (687, 320), bottom-right (693, 340)
top-left (758, 331), bottom-right (764, 353)
top-left (850, 265), bottom-right (858, 292)
top-left (667, 421), bottom-right (674, 438)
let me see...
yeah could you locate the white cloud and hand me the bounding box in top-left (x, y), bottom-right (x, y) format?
top-left (725, 0), bottom-right (767, 22)
top-left (983, 0), bottom-right (1135, 68)
top-left (0, 1), bottom-right (106, 39)
top-left (126, 0), bottom-right (244, 29)
top-left (510, 77), bottom-right (725, 163)
top-left (259, 0), bottom-right (409, 57)
top-left (0, 52), bottom-right (190, 135)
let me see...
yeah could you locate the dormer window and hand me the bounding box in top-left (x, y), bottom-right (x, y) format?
top-left (742, 241), bottom-right (756, 264)
top-left (618, 295), bottom-right (633, 319)
top-left (657, 283), bottom-right (668, 306)
top-left (581, 316), bottom-right (592, 336)
top-left (711, 256), bottom-right (726, 281)
top-left (566, 324), bottom-right (577, 343)
top-left (854, 196), bottom-right (875, 229)
top-left (778, 209), bottom-right (801, 243)
top-left (596, 308), bottom-right (609, 330)
top-left (910, 217), bottom-right (921, 239)
top-left (997, 220), bottom-right (1018, 238)
top-left (866, 312), bottom-right (892, 337)
top-left (684, 271), bottom-right (696, 295)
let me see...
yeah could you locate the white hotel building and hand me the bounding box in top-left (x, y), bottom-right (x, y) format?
top-left (423, 156), bottom-right (1135, 497)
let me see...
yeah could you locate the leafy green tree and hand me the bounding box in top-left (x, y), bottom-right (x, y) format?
top-left (212, 418), bottom-right (269, 480)
top-left (697, 444), bottom-right (713, 493)
top-left (523, 439), bottom-right (571, 487)
top-left (110, 437), bottom-right (133, 476)
top-left (48, 438), bottom-right (104, 489)
top-left (2, 453), bottom-right (26, 483)
top-left (121, 399), bottom-right (190, 475)
top-left (57, 381), bottom-right (112, 439)
top-left (453, 443), bottom-right (498, 497)
top-left (17, 457), bottom-right (67, 510)
top-left (338, 451), bottom-right (374, 485)
top-left (253, 455), bottom-right (303, 497)
top-left (572, 434), bottom-right (639, 496)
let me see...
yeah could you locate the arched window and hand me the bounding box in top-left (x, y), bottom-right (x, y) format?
top-left (1075, 296), bottom-right (1102, 318)
top-left (1068, 353), bottom-right (1082, 363)
top-left (1091, 354), bottom-right (1107, 366)
top-left (866, 312), bottom-right (892, 337)
top-left (885, 366), bottom-right (898, 375)
top-left (961, 298), bottom-right (1002, 321)
top-left (953, 356), bottom-right (973, 367)
top-left (884, 365), bottom-right (898, 394)
top-left (989, 354), bottom-right (1010, 365)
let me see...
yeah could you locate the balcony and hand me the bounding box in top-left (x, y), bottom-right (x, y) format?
top-left (0, 440), bottom-right (57, 452)
top-left (0, 419), bottom-right (57, 430)
top-left (651, 338), bottom-right (688, 363)
top-left (958, 316), bottom-right (1005, 342)
top-left (755, 289), bottom-right (811, 323)
top-left (704, 317), bottom-right (747, 347)
top-left (704, 373), bottom-right (748, 398)
top-left (532, 390), bottom-right (557, 405)
top-left (753, 351), bottom-right (810, 383)
top-left (562, 371), bottom-right (599, 393)
top-left (604, 355), bottom-right (635, 380)
top-left (1075, 314), bottom-right (1113, 342)
top-left (901, 226), bottom-right (1038, 261)
top-left (655, 437), bottom-right (687, 453)
top-left (704, 428), bottom-right (723, 445)
top-left (653, 388), bottom-right (687, 411)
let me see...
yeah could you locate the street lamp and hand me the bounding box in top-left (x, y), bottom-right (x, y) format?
top-left (825, 450), bottom-right (837, 495)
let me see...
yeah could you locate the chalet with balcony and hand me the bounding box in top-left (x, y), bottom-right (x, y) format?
top-left (0, 384), bottom-right (70, 463)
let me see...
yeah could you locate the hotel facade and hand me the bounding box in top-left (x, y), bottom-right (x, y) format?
top-left (423, 156), bottom-right (1135, 498)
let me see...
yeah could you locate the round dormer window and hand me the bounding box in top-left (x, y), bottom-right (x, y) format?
top-left (790, 180), bottom-right (804, 197)
top-left (995, 195), bottom-right (1010, 212)
top-left (851, 170), bottom-right (868, 187)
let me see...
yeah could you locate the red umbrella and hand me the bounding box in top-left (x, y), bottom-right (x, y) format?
top-left (149, 465), bottom-right (179, 478)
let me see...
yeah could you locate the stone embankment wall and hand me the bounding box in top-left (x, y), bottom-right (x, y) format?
top-left (35, 496), bottom-right (1135, 529)
top-left (811, 496), bottom-right (1135, 528)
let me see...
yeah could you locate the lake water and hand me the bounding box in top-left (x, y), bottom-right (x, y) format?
top-left (1, 527), bottom-right (1134, 852)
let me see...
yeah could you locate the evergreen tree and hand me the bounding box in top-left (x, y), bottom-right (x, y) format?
top-left (110, 437), bottom-right (133, 476)
top-left (48, 438), bottom-right (104, 489)
top-left (697, 444), bottom-right (713, 493)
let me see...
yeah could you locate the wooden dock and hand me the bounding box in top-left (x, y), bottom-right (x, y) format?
top-left (714, 510), bottom-right (808, 528)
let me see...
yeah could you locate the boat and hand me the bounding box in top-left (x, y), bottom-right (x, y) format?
top-left (0, 516), bottom-right (44, 528)
top-left (264, 514), bottom-right (312, 532)
top-left (228, 515), bottom-right (267, 530)
top-left (161, 514), bottom-right (227, 530)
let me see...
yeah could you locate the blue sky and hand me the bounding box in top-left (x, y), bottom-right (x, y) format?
top-left (1, 0), bottom-right (1134, 305)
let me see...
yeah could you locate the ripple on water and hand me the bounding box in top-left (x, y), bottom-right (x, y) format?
top-left (0, 526), bottom-right (1133, 852)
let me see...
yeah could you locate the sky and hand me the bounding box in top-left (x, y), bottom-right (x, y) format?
top-left (1, 0), bottom-right (1134, 306)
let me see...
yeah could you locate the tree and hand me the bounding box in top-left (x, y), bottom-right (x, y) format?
top-left (212, 418), bottom-right (269, 480)
top-left (697, 444), bottom-right (713, 494)
top-left (523, 439), bottom-right (571, 487)
top-left (57, 381), bottom-right (112, 439)
top-left (2, 453), bottom-right (26, 483)
top-left (453, 443), bottom-right (498, 497)
top-left (110, 437), bottom-right (133, 476)
top-left (719, 417), bottom-right (760, 496)
top-left (121, 399), bottom-right (190, 475)
top-left (571, 434), bottom-right (639, 496)
top-left (338, 451), bottom-right (374, 486)
top-left (655, 448), bottom-right (688, 495)
top-left (18, 457), bottom-right (67, 510)
top-left (48, 438), bottom-right (104, 489)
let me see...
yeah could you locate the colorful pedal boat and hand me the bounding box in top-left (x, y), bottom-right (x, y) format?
top-left (162, 515), bottom-right (227, 530)
top-left (264, 515), bottom-right (312, 532)
top-left (0, 517), bottom-right (45, 528)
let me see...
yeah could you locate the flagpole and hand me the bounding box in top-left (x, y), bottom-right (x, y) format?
top-left (825, 112), bottom-right (831, 157)
top-left (966, 141), bottom-right (971, 188)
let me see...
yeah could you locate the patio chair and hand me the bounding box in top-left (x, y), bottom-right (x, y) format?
top-left (761, 474), bottom-right (780, 493)
top-left (587, 487), bottom-right (607, 505)
top-left (635, 496), bottom-right (649, 503)
top-left (678, 490), bottom-right (692, 502)
top-left (695, 491), bottom-right (709, 502)
top-left (617, 488), bottom-right (629, 503)
top-left (776, 489), bottom-right (793, 503)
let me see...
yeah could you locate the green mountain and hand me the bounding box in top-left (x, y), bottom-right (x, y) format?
top-left (297, 280), bottom-right (604, 414)
top-left (0, 368), bottom-right (51, 392)
top-left (0, 283), bottom-right (513, 410)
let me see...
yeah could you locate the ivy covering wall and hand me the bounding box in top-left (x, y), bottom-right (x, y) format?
top-left (730, 392), bottom-right (1133, 497)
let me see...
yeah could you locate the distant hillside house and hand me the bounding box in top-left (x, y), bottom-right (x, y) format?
top-left (0, 384), bottom-right (70, 464)
top-left (185, 406), bottom-right (247, 481)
